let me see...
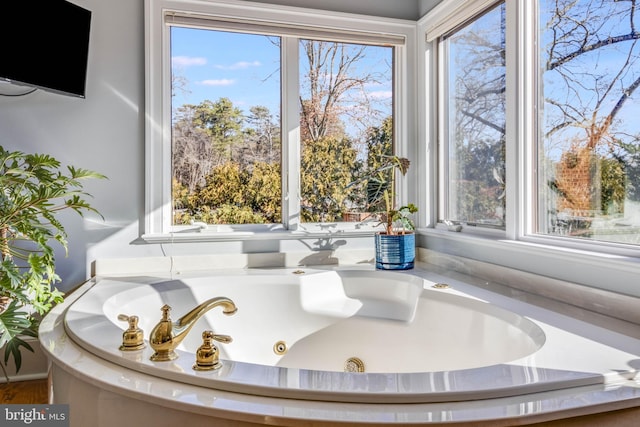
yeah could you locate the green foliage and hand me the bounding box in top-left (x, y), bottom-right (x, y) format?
top-left (177, 161), bottom-right (281, 225)
top-left (364, 117), bottom-right (394, 213)
top-left (0, 146), bottom-right (105, 377)
top-left (598, 156), bottom-right (626, 215)
top-left (246, 162), bottom-right (281, 223)
top-left (195, 162), bottom-right (246, 208)
top-left (393, 203), bottom-right (419, 232)
top-left (453, 180), bottom-right (503, 224)
top-left (172, 178), bottom-right (190, 211)
top-left (616, 141), bottom-right (640, 202)
top-left (349, 117), bottom-right (417, 234)
top-left (190, 98), bottom-right (244, 161)
top-left (453, 136), bottom-right (506, 225)
top-left (301, 136), bottom-right (361, 222)
top-left (172, 96), bottom-right (404, 227)
top-left (359, 154), bottom-right (416, 234)
top-left (202, 205), bottom-right (267, 224)
top-left (0, 299), bottom-right (36, 380)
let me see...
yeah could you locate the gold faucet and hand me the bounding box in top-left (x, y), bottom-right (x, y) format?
top-left (149, 297), bottom-right (237, 362)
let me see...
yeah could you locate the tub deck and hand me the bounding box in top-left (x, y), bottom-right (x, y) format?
top-left (41, 264), bottom-right (640, 425)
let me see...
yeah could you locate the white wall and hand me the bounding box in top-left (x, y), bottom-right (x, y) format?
top-left (0, 0), bottom-right (429, 292)
top-left (1, 0), bottom-right (146, 291)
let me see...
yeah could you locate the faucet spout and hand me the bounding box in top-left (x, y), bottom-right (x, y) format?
top-left (149, 296), bottom-right (237, 362)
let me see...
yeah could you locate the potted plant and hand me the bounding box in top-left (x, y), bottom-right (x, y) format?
top-left (355, 153), bottom-right (418, 270)
top-left (0, 146), bottom-right (105, 381)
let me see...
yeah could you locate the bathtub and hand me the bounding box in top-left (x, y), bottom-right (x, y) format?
top-left (41, 264), bottom-right (640, 425)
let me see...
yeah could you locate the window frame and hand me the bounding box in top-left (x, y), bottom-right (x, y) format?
top-left (436, 1), bottom-right (508, 230)
top-left (419, 0), bottom-right (640, 297)
top-left (144, 0), bottom-right (417, 241)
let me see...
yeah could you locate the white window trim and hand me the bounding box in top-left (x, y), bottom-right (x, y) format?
top-left (144, 0), bottom-right (417, 241)
top-left (418, 0), bottom-right (640, 298)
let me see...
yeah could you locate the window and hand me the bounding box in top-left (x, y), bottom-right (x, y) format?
top-left (434, 0), bottom-right (640, 248)
top-left (171, 29), bottom-right (282, 226)
top-left (439, 3), bottom-right (506, 228)
top-left (536, 0), bottom-right (640, 246)
top-left (424, 0), bottom-right (640, 296)
top-left (299, 40), bottom-right (393, 223)
top-left (145, 0), bottom-right (413, 238)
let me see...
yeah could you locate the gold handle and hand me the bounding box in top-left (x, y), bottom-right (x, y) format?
top-left (212, 334), bottom-right (232, 344)
top-left (118, 313), bottom-right (145, 351)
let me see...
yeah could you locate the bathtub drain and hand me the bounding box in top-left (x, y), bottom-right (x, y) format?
top-left (344, 357), bottom-right (365, 373)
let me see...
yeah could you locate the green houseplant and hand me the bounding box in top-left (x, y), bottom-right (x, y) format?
top-left (354, 153), bottom-right (418, 269)
top-left (0, 146), bottom-right (105, 380)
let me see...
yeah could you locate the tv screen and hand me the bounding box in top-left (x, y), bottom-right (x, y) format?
top-left (1, 1), bottom-right (91, 98)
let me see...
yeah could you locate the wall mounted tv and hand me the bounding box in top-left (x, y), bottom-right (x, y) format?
top-left (1, 1), bottom-right (91, 98)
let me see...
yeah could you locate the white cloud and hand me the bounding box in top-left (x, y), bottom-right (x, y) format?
top-left (199, 79), bottom-right (235, 86)
top-left (369, 91), bottom-right (392, 99)
top-left (215, 60), bottom-right (262, 70)
top-left (172, 56), bottom-right (207, 67)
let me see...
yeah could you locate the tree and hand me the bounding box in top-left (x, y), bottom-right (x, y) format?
top-left (171, 98), bottom-right (245, 193)
top-left (543, 0), bottom-right (640, 148)
top-left (170, 37), bottom-right (392, 225)
top-left (172, 99), bottom-right (283, 225)
top-left (299, 40), bottom-right (391, 143)
top-left (298, 40), bottom-right (392, 222)
top-left (245, 162), bottom-right (281, 223)
top-left (301, 136), bottom-right (361, 222)
top-left (241, 106), bottom-right (281, 167)
top-left (446, 3), bottom-right (506, 224)
top-left (450, 0), bottom-right (640, 228)
top-left (363, 116), bottom-right (393, 213)
top-left (172, 104), bottom-right (215, 192)
top-left (194, 162), bottom-right (246, 211)
top-left (191, 98), bottom-right (244, 164)
top-left (542, 0), bottom-right (640, 215)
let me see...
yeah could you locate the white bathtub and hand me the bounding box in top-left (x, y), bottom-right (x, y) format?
top-left (42, 265), bottom-right (640, 425)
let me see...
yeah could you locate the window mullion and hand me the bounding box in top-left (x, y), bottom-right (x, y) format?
top-left (281, 36), bottom-right (300, 231)
top-left (506, 0), bottom-right (536, 240)
top-left (436, 41), bottom-right (449, 223)
top-left (504, 0), bottom-right (518, 240)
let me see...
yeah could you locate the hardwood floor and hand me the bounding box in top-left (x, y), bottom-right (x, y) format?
top-left (0, 378), bottom-right (48, 404)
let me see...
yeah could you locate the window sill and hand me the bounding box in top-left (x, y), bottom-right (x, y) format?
top-left (418, 227), bottom-right (640, 298)
top-left (141, 227), bottom-right (381, 243)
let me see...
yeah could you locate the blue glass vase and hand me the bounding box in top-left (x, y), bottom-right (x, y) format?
top-left (374, 233), bottom-right (415, 270)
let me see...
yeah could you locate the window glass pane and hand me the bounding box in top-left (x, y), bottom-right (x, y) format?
top-left (538, 0), bottom-right (640, 244)
top-left (170, 27), bottom-right (281, 225)
top-left (442, 4), bottom-right (506, 227)
top-left (299, 40), bottom-right (393, 223)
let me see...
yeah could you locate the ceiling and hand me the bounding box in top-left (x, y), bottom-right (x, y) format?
top-left (240, 0), bottom-right (444, 21)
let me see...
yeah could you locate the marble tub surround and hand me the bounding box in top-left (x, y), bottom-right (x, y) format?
top-left (416, 248), bottom-right (640, 338)
top-left (90, 250), bottom-right (375, 277)
top-left (42, 261), bottom-right (640, 425)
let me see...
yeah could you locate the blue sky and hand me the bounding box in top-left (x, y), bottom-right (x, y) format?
top-left (171, 27), bottom-right (281, 116)
top-left (170, 26), bottom-right (393, 139)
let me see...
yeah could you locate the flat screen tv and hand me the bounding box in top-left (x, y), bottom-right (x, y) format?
top-left (1, 1), bottom-right (92, 98)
